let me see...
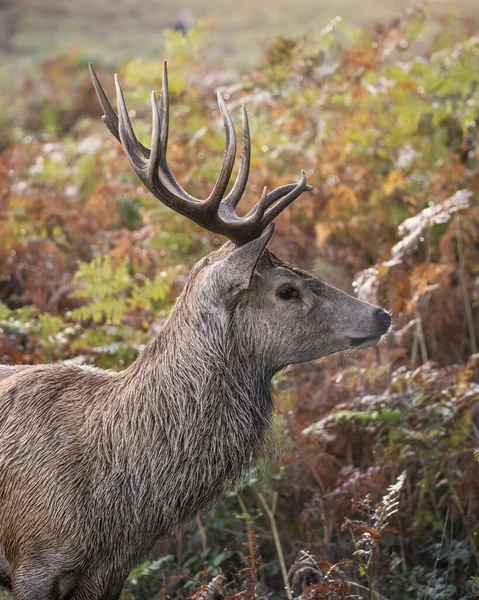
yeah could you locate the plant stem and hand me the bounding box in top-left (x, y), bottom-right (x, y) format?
top-left (415, 310), bottom-right (428, 364)
top-left (256, 491), bottom-right (292, 600)
top-left (236, 493), bottom-right (258, 598)
top-left (196, 517), bottom-right (207, 553)
top-left (347, 524), bottom-right (375, 600)
top-left (424, 508), bottom-right (449, 600)
top-left (456, 218), bottom-right (477, 355)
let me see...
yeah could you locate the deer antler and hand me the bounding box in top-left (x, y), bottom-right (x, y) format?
top-left (89, 62), bottom-right (312, 246)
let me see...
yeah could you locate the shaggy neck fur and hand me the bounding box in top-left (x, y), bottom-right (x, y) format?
top-left (86, 289), bottom-right (275, 551)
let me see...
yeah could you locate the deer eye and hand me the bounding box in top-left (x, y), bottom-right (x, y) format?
top-left (278, 286), bottom-right (299, 300)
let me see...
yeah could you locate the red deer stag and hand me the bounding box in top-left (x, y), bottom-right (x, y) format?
top-left (0, 63), bottom-right (391, 599)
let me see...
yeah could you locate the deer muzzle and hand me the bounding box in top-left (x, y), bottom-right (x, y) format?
top-left (347, 308), bottom-right (391, 349)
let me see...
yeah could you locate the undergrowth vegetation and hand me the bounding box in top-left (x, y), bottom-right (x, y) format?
top-left (0, 6), bottom-right (478, 599)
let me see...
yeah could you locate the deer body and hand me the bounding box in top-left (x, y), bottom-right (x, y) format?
top-left (0, 266), bottom-right (278, 596)
top-left (0, 65), bottom-right (391, 599)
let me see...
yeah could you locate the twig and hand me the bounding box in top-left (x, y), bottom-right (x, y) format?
top-left (412, 310), bottom-right (428, 365)
top-left (456, 218), bottom-right (477, 355)
top-left (256, 491), bottom-right (292, 600)
top-left (196, 517), bottom-right (207, 553)
top-left (236, 493), bottom-right (258, 598)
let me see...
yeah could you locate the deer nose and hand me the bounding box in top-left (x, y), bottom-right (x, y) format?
top-left (374, 308), bottom-right (391, 334)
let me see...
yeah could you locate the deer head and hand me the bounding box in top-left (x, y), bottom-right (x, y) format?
top-left (89, 63), bottom-right (391, 374)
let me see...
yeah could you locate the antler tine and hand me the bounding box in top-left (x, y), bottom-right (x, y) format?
top-left (264, 182), bottom-right (312, 209)
top-left (89, 63), bottom-right (150, 159)
top-left (261, 171), bottom-right (311, 225)
top-left (247, 185), bottom-right (269, 225)
top-left (89, 63), bottom-right (120, 143)
top-left (154, 69), bottom-right (238, 205)
top-left (89, 63), bottom-right (312, 246)
top-left (115, 75), bottom-right (150, 173)
top-left (159, 61), bottom-right (169, 154)
top-left (116, 75), bottom-right (195, 215)
top-left (204, 93), bottom-right (237, 209)
top-left (241, 181), bottom-right (313, 221)
top-left (154, 63), bottom-right (196, 197)
top-left (220, 105), bottom-right (251, 215)
top-left (148, 90), bottom-right (162, 185)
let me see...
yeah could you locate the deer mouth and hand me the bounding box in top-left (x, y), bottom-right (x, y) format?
top-left (348, 335), bottom-right (381, 349)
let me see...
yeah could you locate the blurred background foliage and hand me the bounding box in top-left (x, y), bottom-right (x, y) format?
top-left (0, 2), bottom-right (479, 599)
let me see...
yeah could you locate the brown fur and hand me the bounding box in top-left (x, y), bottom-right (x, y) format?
top-left (0, 242), bottom-right (390, 599)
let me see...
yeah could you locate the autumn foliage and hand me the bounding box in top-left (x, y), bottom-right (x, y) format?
top-left (0, 7), bottom-right (478, 599)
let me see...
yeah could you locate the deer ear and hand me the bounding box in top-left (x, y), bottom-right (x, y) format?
top-left (220, 223), bottom-right (275, 290)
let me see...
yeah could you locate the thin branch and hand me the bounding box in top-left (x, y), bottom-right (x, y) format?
top-left (456, 217), bottom-right (477, 355)
top-left (256, 491), bottom-right (292, 600)
top-left (196, 517), bottom-right (207, 553)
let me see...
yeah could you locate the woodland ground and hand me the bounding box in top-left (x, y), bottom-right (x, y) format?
top-left (0, 3), bottom-right (479, 599)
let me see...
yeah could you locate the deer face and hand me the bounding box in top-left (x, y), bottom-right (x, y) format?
top-left (241, 254), bottom-right (391, 369)
top-left (191, 230), bottom-right (391, 372)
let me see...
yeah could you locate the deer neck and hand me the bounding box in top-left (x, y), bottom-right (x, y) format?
top-left (128, 306), bottom-right (274, 425)
top-left (115, 304), bottom-right (275, 533)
